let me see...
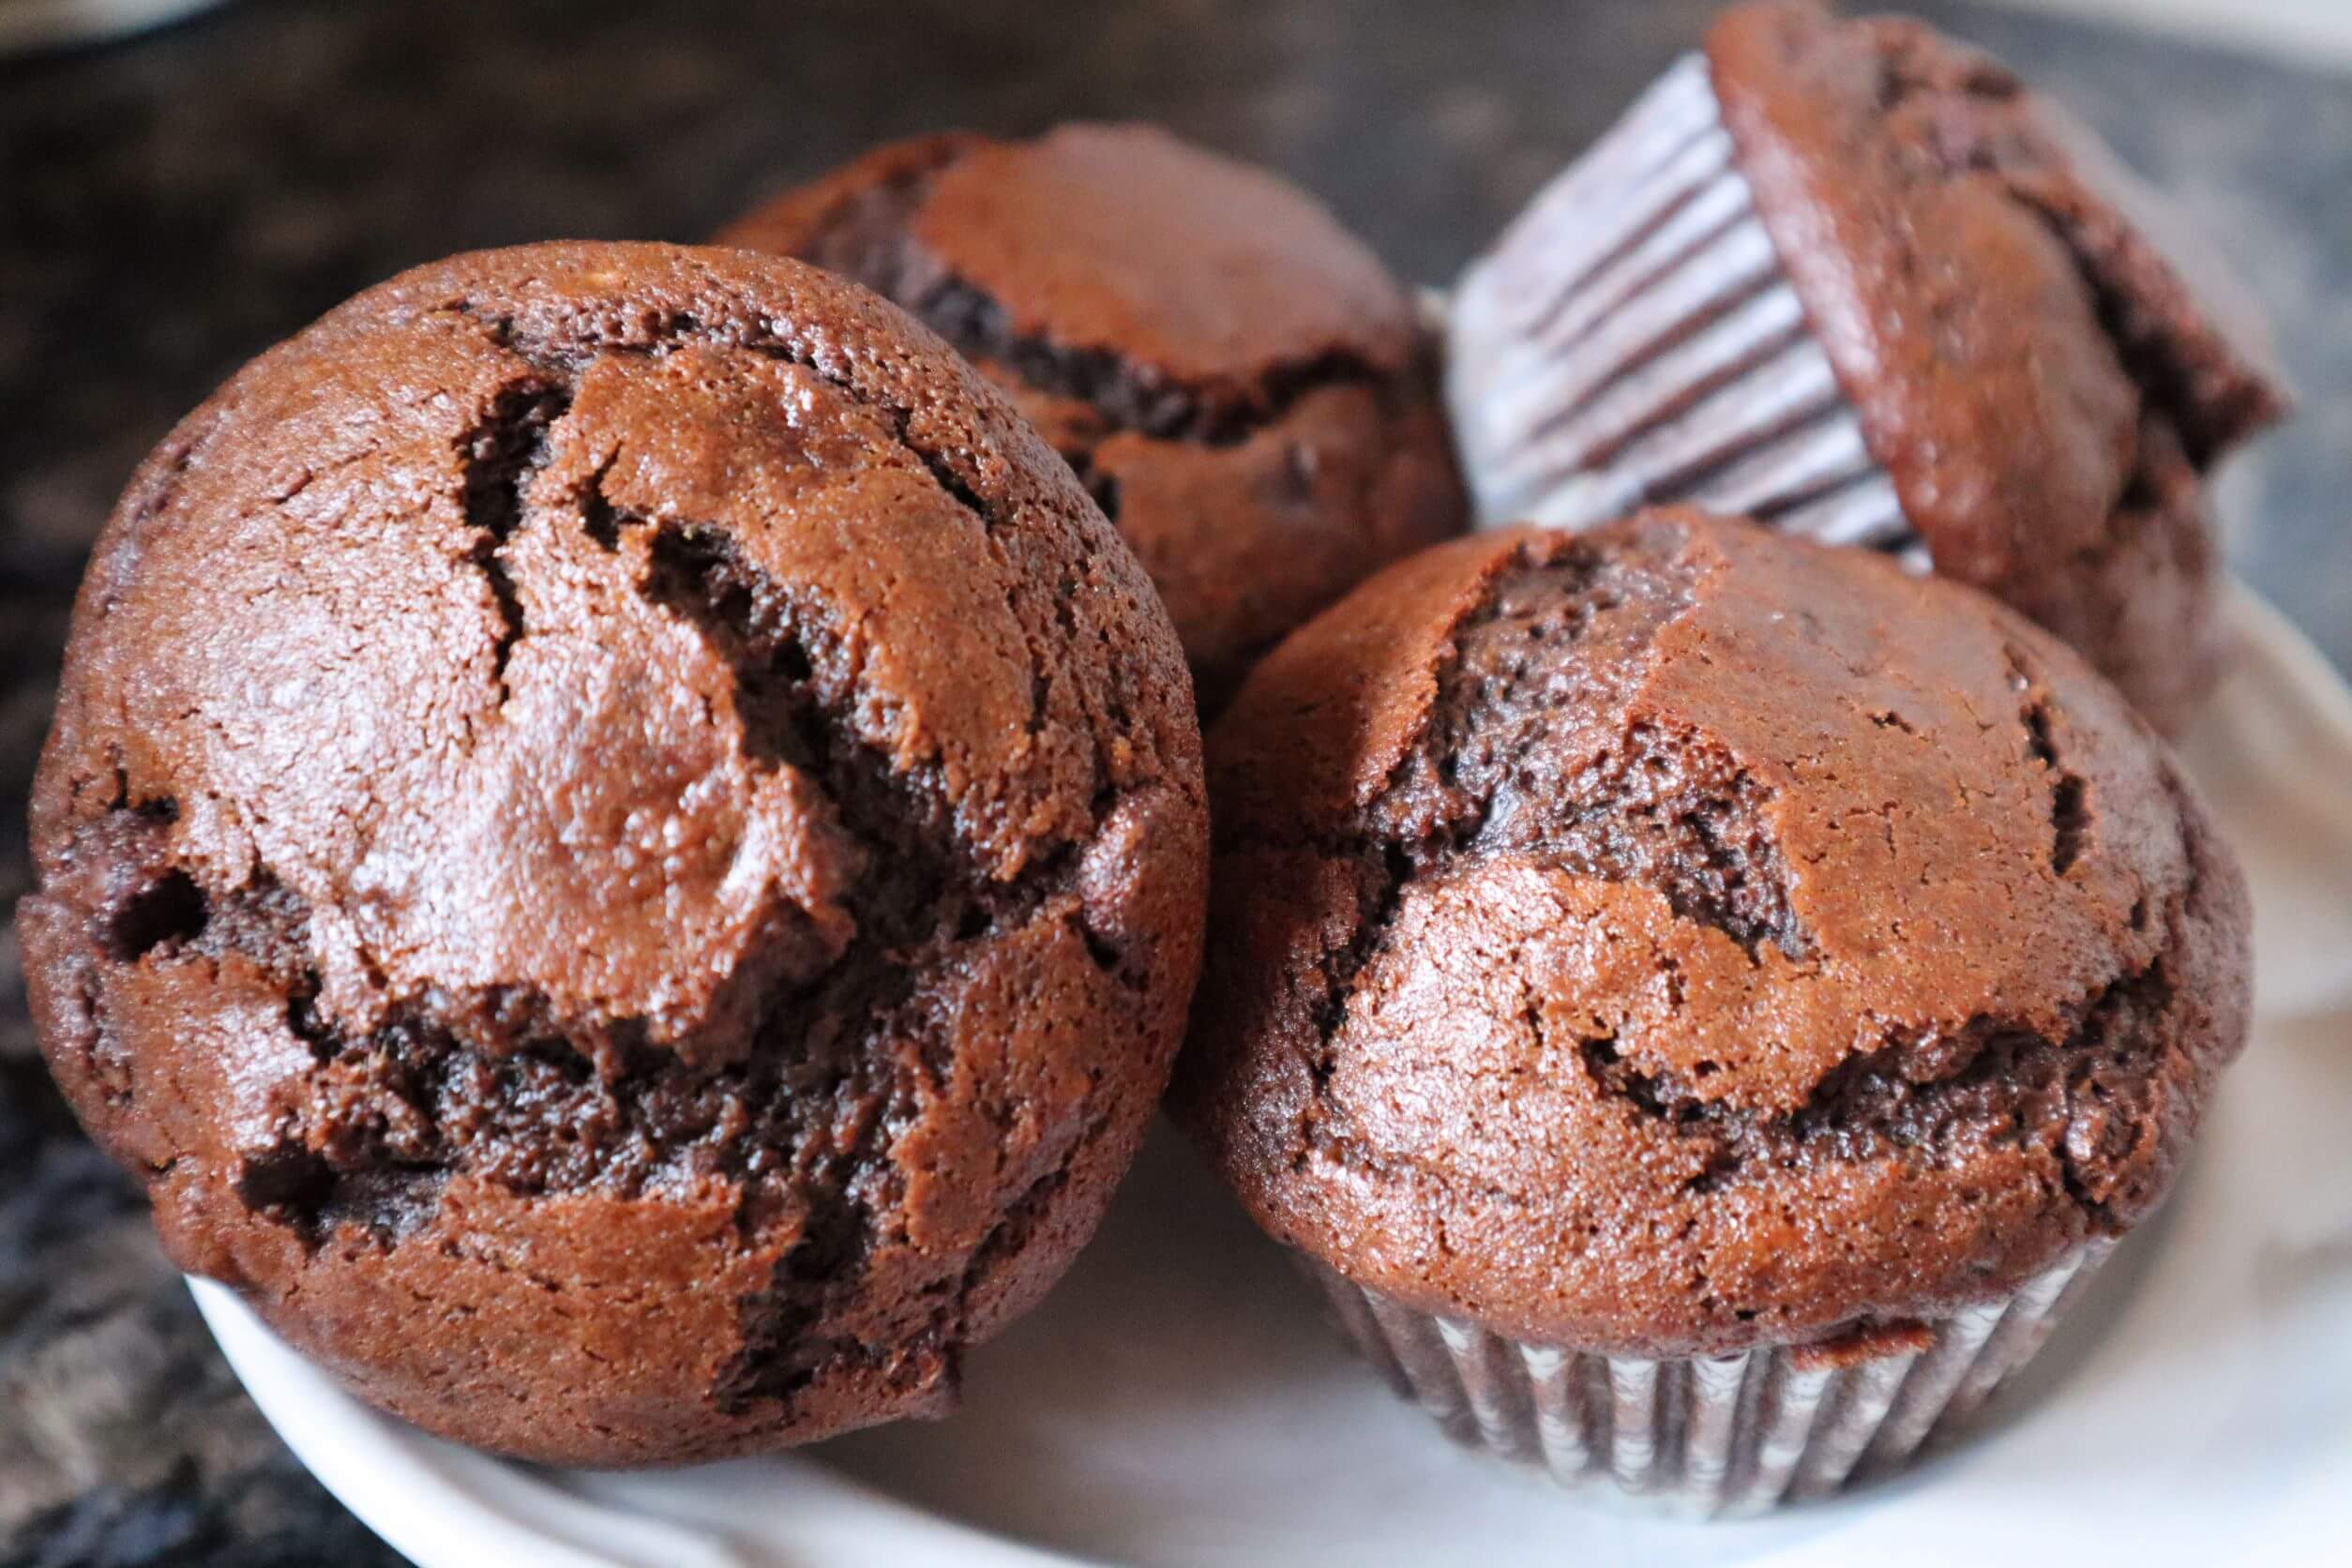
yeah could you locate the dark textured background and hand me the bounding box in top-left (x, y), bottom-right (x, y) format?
top-left (2, 2), bottom-right (2344, 1562)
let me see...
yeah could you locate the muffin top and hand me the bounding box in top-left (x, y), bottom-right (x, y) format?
top-left (716, 124), bottom-right (1465, 710)
top-left (1708, 0), bottom-right (2287, 729)
top-left (1172, 512), bottom-right (2249, 1358)
top-left (20, 241), bottom-right (1207, 1463)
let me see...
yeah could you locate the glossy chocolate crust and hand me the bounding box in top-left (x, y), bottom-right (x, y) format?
top-left (18, 242), bottom-right (1208, 1464)
top-left (1172, 512), bottom-right (2249, 1359)
top-left (1708, 1), bottom-right (2287, 732)
top-left (716, 124), bottom-right (1468, 712)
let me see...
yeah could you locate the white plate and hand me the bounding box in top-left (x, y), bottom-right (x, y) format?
top-left (192, 585), bottom-right (2352, 1567)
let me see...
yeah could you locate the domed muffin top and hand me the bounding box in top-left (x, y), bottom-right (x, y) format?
top-left (21, 241), bottom-right (1207, 1462)
top-left (1174, 511), bottom-right (2248, 1357)
top-left (718, 123), bottom-right (1421, 399)
top-left (1707, 0), bottom-right (2285, 727)
top-left (717, 124), bottom-right (1466, 710)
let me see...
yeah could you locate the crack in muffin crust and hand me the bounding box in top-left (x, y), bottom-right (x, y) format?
top-left (780, 141), bottom-right (1395, 450)
top-left (2004, 641), bottom-right (2092, 878)
top-left (1224, 529), bottom-right (1815, 1169)
top-left (1570, 941), bottom-right (2182, 1224)
top-left (456, 380), bottom-right (572, 706)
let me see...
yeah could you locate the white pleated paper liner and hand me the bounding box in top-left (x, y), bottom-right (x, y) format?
top-left (1302, 1241), bottom-right (2116, 1515)
top-left (1445, 53), bottom-right (1930, 572)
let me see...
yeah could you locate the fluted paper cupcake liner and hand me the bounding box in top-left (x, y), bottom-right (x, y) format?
top-left (1446, 53), bottom-right (1928, 571)
top-left (1304, 1240), bottom-right (2114, 1515)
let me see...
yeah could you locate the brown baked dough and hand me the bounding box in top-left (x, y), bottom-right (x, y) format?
top-left (1174, 511), bottom-right (2249, 1358)
top-left (717, 123), bottom-right (1468, 712)
top-left (20, 241), bottom-right (1207, 1464)
top-left (1709, 1), bottom-right (2288, 731)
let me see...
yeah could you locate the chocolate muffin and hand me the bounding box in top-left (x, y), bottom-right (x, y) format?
top-left (1173, 512), bottom-right (2250, 1509)
top-left (1446, 0), bottom-right (2287, 733)
top-left (716, 123), bottom-right (1468, 712)
top-left (18, 242), bottom-right (1209, 1465)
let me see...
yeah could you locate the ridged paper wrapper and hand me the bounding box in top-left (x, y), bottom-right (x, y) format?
top-left (1446, 53), bottom-right (1927, 572)
top-left (1303, 1243), bottom-right (2114, 1514)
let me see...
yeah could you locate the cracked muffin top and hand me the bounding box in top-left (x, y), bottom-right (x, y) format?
top-left (18, 241), bottom-right (1208, 1464)
top-left (1708, 0), bottom-right (2288, 732)
top-left (716, 123), bottom-right (1467, 712)
top-left (1171, 511), bottom-right (2249, 1359)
